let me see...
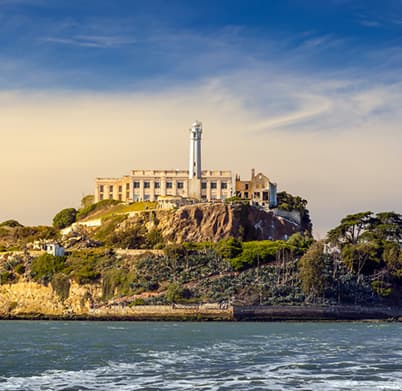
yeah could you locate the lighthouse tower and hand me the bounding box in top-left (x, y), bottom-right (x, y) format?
top-left (188, 120), bottom-right (202, 198)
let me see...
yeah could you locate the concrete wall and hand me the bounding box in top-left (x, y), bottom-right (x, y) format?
top-left (273, 209), bottom-right (301, 226)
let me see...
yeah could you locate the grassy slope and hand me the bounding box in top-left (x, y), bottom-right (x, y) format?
top-left (80, 201), bottom-right (157, 221)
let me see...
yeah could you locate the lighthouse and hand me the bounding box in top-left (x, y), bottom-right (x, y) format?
top-left (189, 120), bottom-right (202, 179)
top-left (188, 120), bottom-right (203, 198)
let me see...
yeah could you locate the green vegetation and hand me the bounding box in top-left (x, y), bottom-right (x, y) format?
top-left (31, 253), bottom-right (67, 283)
top-left (51, 273), bottom-right (70, 300)
top-left (67, 249), bottom-right (106, 284)
top-left (299, 242), bottom-right (331, 301)
top-left (52, 208), bottom-right (77, 229)
top-left (76, 199), bottom-right (121, 221)
top-left (81, 195), bottom-right (95, 209)
top-left (76, 200), bottom-right (157, 222)
top-left (0, 220), bottom-right (23, 228)
top-left (166, 282), bottom-right (191, 303)
top-left (277, 191), bottom-right (312, 233)
top-left (94, 215), bottom-right (128, 243)
top-left (102, 268), bottom-right (137, 300)
top-left (325, 211), bottom-right (402, 301)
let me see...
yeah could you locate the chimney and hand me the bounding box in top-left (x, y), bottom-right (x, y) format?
top-left (251, 168), bottom-right (255, 178)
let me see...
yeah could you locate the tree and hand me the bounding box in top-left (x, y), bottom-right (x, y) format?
top-left (0, 220), bottom-right (23, 228)
top-left (216, 237), bottom-right (243, 259)
top-left (370, 212), bottom-right (402, 242)
top-left (299, 241), bottom-right (331, 302)
top-left (341, 241), bottom-right (381, 282)
top-left (287, 232), bottom-right (314, 255)
top-left (276, 191), bottom-right (312, 233)
top-left (81, 195), bottom-right (95, 209)
top-left (53, 208), bottom-right (77, 229)
top-left (327, 211), bottom-right (373, 246)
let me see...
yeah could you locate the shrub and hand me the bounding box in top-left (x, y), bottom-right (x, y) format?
top-left (81, 195), bottom-right (95, 209)
top-left (130, 298), bottom-right (145, 306)
top-left (102, 268), bottom-right (137, 300)
top-left (105, 224), bottom-right (146, 249)
top-left (53, 208), bottom-right (77, 229)
top-left (0, 271), bottom-right (15, 284)
top-left (229, 241), bottom-right (287, 271)
top-left (68, 250), bottom-right (107, 284)
top-left (94, 215), bottom-right (128, 243)
top-left (51, 273), bottom-right (71, 300)
top-left (31, 253), bottom-right (67, 282)
top-left (145, 229), bottom-right (164, 249)
top-left (14, 263), bottom-right (25, 275)
top-left (0, 220), bottom-right (23, 228)
top-left (166, 282), bottom-right (186, 303)
top-left (216, 237), bottom-right (243, 259)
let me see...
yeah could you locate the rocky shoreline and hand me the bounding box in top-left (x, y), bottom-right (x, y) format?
top-left (1, 305), bottom-right (401, 322)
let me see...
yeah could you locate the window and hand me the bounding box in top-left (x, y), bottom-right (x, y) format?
top-left (100, 194), bottom-right (104, 200)
top-left (201, 182), bottom-right (207, 189)
top-left (244, 192), bottom-right (249, 198)
top-left (133, 181), bottom-right (140, 188)
top-left (177, 181), bottom-right (184, 189)
top-left (126, 192), bottom-right (130, 199)
top-left (118, 194), bottom-right (122, 201)
top-left (221, 182), bottom-right (227, 189)
top-left (166, 182), bottom-right (173, 189)
top-left (211, 182), bottom-right (217, 189)
top-left (144, 194), bottom-right (150, 201)
top-left (155, 182), bottom-right (160, 189)
top-left (99, 185), bottom-right (104, 192)
top-left (144, 181), bottom-right (150, 188)
top-left (109, 185), bottom-right (113, 193)
top-left (245, 184), bottom-right (249, 190)
top-left (118, 185), bottom-right (122, 192)
top-left (126, 183), bottom-right (130, 190)
top-left (109, 194), bottom-right (113, 199)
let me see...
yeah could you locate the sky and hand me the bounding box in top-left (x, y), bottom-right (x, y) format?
top-left (0, 0), bottom-right (401, 237)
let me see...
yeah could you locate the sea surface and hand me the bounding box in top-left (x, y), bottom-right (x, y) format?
top-left (0, 321), bottom-right (401, 390)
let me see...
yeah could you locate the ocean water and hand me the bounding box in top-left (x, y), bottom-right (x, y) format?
top-left (0, 321), bottom-right (401, 390)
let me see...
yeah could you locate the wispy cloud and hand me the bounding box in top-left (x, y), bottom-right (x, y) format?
top-left (359, 20), bottom-right (381, 28)
top-left (44, 35), bottom-right (137, 48)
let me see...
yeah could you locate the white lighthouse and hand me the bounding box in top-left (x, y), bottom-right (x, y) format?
top-left (189, 120), bottom-right (202, 179)
top-left (188, 120), bottom-right (203, 198)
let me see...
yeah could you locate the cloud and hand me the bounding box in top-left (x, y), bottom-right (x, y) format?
top-left (359, 20), bottom-right (381, 27)
top-left (44, 35), bottom-right (137, 48)
top-left (0, 10), bottom-right (401, 236)
top-left (0, 65), bottom-right (401, 238)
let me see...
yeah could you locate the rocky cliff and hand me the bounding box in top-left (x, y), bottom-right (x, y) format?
top-left (135, 203), bottom-right (301, 244)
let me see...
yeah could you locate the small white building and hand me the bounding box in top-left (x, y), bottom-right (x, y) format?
top-left (46, 243), bottom-right (65, 257)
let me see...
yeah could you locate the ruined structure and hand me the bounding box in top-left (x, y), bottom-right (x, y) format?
top-left (235, 169), bottom-right (277, 208)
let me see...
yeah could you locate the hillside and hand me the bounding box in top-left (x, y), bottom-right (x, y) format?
top-left (0, 199), bottom-right (400, 320)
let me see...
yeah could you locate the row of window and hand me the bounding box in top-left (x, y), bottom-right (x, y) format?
top-left (99, 184), bottom-right (130, 193)
top-left (99, 181), bottom-right (229, 193)
top-left (134, 181), bottom-right (185, 189)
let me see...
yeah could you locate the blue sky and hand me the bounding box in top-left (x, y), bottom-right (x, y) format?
top-left (1, 1), bottom-right (401, 235)
top-left (1, 0), bottom-right (402, 90)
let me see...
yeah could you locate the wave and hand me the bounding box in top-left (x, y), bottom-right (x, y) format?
top-left (1, 353), bottom-right (402, 391)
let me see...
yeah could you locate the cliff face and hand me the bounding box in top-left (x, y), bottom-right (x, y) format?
top-left (156, 203), bottom-right (300, 243)
top-left (0, 280), bottom-right (101, 317)
top-left (0, 279), bottom-right (130, 317)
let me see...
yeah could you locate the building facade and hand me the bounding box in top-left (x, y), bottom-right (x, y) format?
top-left (235, 168), bottom-right (277, 208)
top-left (95, 121), bottom-right (233, 203)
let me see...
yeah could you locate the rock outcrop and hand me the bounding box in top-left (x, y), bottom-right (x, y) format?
top-left (156, 203), bottom-right (300, 243)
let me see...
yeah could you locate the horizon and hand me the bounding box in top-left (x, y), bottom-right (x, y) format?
top-left (0, 0), bottom-right (401, 237)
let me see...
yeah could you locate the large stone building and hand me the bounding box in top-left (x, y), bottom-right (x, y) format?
top-left (95, 121), bottom-right (233, 203)
top-left (235, 169), bottom-right (277, 208)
